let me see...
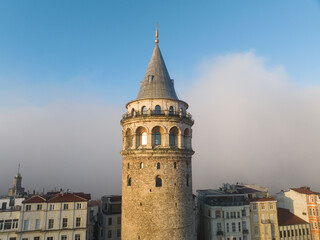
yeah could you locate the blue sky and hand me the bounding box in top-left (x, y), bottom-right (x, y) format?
top-left (0, 0), bottom-right (319, 107)
top-left (1, 1), bottom-right (320, 196)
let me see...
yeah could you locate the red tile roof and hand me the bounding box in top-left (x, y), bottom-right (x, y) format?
top-left (23, 192), bottom-right (90, 204)
top-left (291, 187), bottom-right (319, 195)
top-left (23, 195), bottom-right (47, 204)
top-left (277, 208), bottom-right (309, 226)
top-left (250, 197), bottom-right (276, 202)
top-left (88, 200), bottom-right (100, 207)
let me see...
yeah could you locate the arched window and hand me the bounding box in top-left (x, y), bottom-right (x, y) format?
top-left (184, 128), bottom-right (191, 149)
top-left (136, 127), bottom-right (147, 147)
top-left (140, 162), bottom-right (143, 169)
top-left (155, 132), bottom-right (161, 145)
top-left (155, 105), bottom-right (161, 114)
top-left (169, 127), bottom-right (179, 147)
top-left (169, 106), bottom-right (174, 115)
top-left (131, 108), bottom-right (135, 116)
top-left (127, 177), bottom-right (131, 186)
top-left (151, 126), bottom-right (164, 147)
top-left (155, 176), bottom-right (162, 187)
top-left (141, 106), bottom-right (147, 115)
top-left (157, 162), bottom-right (160, 169)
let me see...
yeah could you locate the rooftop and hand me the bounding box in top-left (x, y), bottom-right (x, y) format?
top-left (277, 208), bottom-right (309, 226)
top-left (23, 192), bottom-right (91, 204)
top-left (291, 187), bottom-right (320, 195)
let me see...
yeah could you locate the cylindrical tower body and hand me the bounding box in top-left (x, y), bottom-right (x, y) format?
top-left (121, 43), bottom-right (194, 240)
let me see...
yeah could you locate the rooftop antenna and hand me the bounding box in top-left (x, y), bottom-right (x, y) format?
top-left (18, 163), bottom-right (20, 175)
top-left (155, 23), bottom-right (159, 45)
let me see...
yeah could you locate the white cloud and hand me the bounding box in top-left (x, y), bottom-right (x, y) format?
top-left (187, 51), bottom-right (320, 193)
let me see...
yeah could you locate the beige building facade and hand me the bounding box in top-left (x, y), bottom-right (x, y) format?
top-left (250, 197), bottom-right (280, 240)
top-left (120, 30), bottom-right (194, 240)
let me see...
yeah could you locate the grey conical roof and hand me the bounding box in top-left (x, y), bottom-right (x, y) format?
top-left (137, 45), bottom-right (178, 100)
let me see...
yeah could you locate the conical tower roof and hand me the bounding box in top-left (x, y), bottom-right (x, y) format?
top-left (136, 44), bottom-right (178, 100)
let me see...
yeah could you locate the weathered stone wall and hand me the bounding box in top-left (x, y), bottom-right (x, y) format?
top-left (121, 150), bottom-right (193, 240)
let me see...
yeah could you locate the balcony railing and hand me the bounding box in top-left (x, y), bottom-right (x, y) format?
top-left (121, 110), bottom-right (193, 122)
top-left (217, 231), bottom-right (224, 236)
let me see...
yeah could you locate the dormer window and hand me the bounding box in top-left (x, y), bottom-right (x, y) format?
top-left (148, 75), bottom-right (154, 83)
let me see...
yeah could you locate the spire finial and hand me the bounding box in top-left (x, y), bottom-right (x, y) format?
top-left (155, 23), bottom-right (159, 44)
top-left (18, 163), bottom-right (20, 174)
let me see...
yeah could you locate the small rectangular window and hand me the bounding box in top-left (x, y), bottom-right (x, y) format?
top-left (61, 236), bottom-right (67, 240)
top-left (37, 204), bottom-right (42, 211)
top-left (117, 229), bottom-right (121, 237)
top-left (108, 230), bottom-right (112, 238)
top-left (62, 218), bottom-right (67, 228)
top-left (76, 217), bottom-right (81, 227)
top-left (63, 204), bottom-right (68, 210)
top-left (117, 217), bottom-right (121, 225)
top-left (24, 220), bottom-right (29, 230)
top-left (48, 219), bottom-right (54, 229)
top-left (34, 237), bottom-right (40, 240)
top-left (77, 203), bottom-right (81, 209)
top-left (108, 217), bottom-right (112, 226)
top-left (26, 205), bottom-right (31, 211)
top-left (35, 219), bottom-right (40, 229)
top-left (75, 235), bottom-right (80, 240)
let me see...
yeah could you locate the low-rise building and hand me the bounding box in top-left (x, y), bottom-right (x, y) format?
top-left (197, 183), bottom-right (269, 240)
top-left (275, 186), bottom-right (320, 240)
top-left (277, 208), bottom-right (311, 240)
top-left (98, 196), bottom-right (121, 240)
top-left (250, 197), bottom-right (280, 240)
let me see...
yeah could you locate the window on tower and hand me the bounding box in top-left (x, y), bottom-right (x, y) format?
top-left (136, 126), bottom-right (147, 147)
top-left (155, 176), bottom-right (162, 187)
top-left (127, 177), bottom-right (131, 186)
top-left (169, 106), bottom-right (174, 115)
top-left (169, 127), bottom-right (179, 147)
top-left (155, 105), bottom-right (161, 114)
top-left (157, 162), bottom-right (160, 169)
top-left (152, 126), bottom-right (163, 147)
top-left (125, 128), bottom-right (133, 149)
top-left (141, 106), bottom-right (147, 115)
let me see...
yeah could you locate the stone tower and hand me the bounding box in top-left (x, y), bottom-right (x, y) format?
top-left (8, 165), bottom-right (25, 197)
top-left (121, 28), bottom-right (194, 240)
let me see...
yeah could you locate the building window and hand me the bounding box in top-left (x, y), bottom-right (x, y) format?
top-left (155, 105), bottom-right (161, 114)
top-left (242, 221), bottom-right (246, 230)
top-left (75, 234), bottom-right (80, 240)
top-left (63, 204), bottom-right (68, 210)
top-left (127, 176), bottom-right (132, 186)
top-left (37, 204), bottom-right (42, 210)
top-left (4, 220), bottom-right (12, 230)
top-left (77, 203), bottom-right (82, 209)
top-left (295, 229), bottom-right (298, 236)
top-left (238, 222), bottom-right (241, 232)
top-left (261, 203), bottom-right (265, 210)
top-left (117, 229), bottom-right (121, 237)
top-left (217, 222), bottom-right (222, 231)
top-left (0, 220), bottom-right (3, 230)
top-left (155, 176), bottom-right (162, 187)
top-left (226, 212), bottom-right (229, 218)
top-left (140, 162), bottom-right (143, 169)
top-left (174, 162), bottom-right (177, 169)
top-left (141, 106), bottom-right (147, 115)
top-left (208, 210), bottom-right (211, 217)
top-left (155, 132), bottom-right (161, 145)
top-left (148, 75), bottom-right (153, 82)
top-left (287, 230), bottom-right (290, 237)
top-left (136, 127), bottom-right (147, 146)
top-left (26, 205), bottom-right (31, 211)
top-left (62, 218), bottom-right (67, 228)
top-left (254, 226), bottom-right (259, 235)
top-left (61, 236), bottom-right (67, 240)
top-left (76, 217), bottom-right (81, 227)
top-left (307, 228), bottom-right (309, 235)
top-left (49, 204), bottom-right (54, 211)
top-left (169, 127), bottom-right (179, 147)
top-left (117, 217), bottom-right (121, 225)
top-left (157, 162), bottom-right (160, 169)
top-left (9, 238), bottom-right (16, 240)
top-left (48, 219), bottom-right (54, 229)
top-left (232, 222), bottom-right (236, 232)
top-left (141, 132), bottom-right (147, 145)
top-left (34, 237), bottom-right (40, 240)
top-left (107, 230), bottom-right (112, 238)
top-left (242, 209), bottom-right (246, 216)
top-left (13, 219), bottom-right (18, 228)
top-left (269, 203), bottom-right (274, 210)
top-left (280, 231), bottom-right (282, 238)
top-left (216, 211), bottom-right (221, 218)
top-left (35, 219), bottom-right (40, 229)
top-left (291, 229), bottom-right (294, 236)
top-left (108, 217), bottom-right (112, 226)
top-left (24, 220), bottom-right (29, 230)
top-left (252, 203), bottom-right (257, 210)
top-left (299, 229), bottom-right (301, 235)
top-left (47, 238), bottom-right (53, 240)
top-left (169, 106), bottom-right (174, 115)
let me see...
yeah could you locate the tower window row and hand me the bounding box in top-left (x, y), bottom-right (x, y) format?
top-left (131, 105), bottom-right (185, 117)
top-left (127, 161), bottom-right (184, 169)
top-left (126, 174), bottom-right (190, 188)
top-left (125, 126), bottom-right (191, 149)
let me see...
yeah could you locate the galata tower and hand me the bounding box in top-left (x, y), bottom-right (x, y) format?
top-left (121, 26), bottom-right (194, 240)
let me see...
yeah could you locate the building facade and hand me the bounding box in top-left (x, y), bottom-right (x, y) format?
top-left (250, 197), bottom-right (280, 240)
top-left (277, 208), bottom-right (311, 240)
top-left (120, 28), bottom-right (194, 239)
top-left (275, 187), bottom-right (320, 240)
top-left (98, 196), bottom-right (121, 240)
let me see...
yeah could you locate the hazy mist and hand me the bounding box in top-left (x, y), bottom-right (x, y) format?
top-left (1, 51), bottom-right (320, 198)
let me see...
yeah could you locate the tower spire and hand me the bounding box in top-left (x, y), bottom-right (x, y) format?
top-left (155, 23), bottom-right (159, 44)
top-left (18, 163), bottom-right (20, 174)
